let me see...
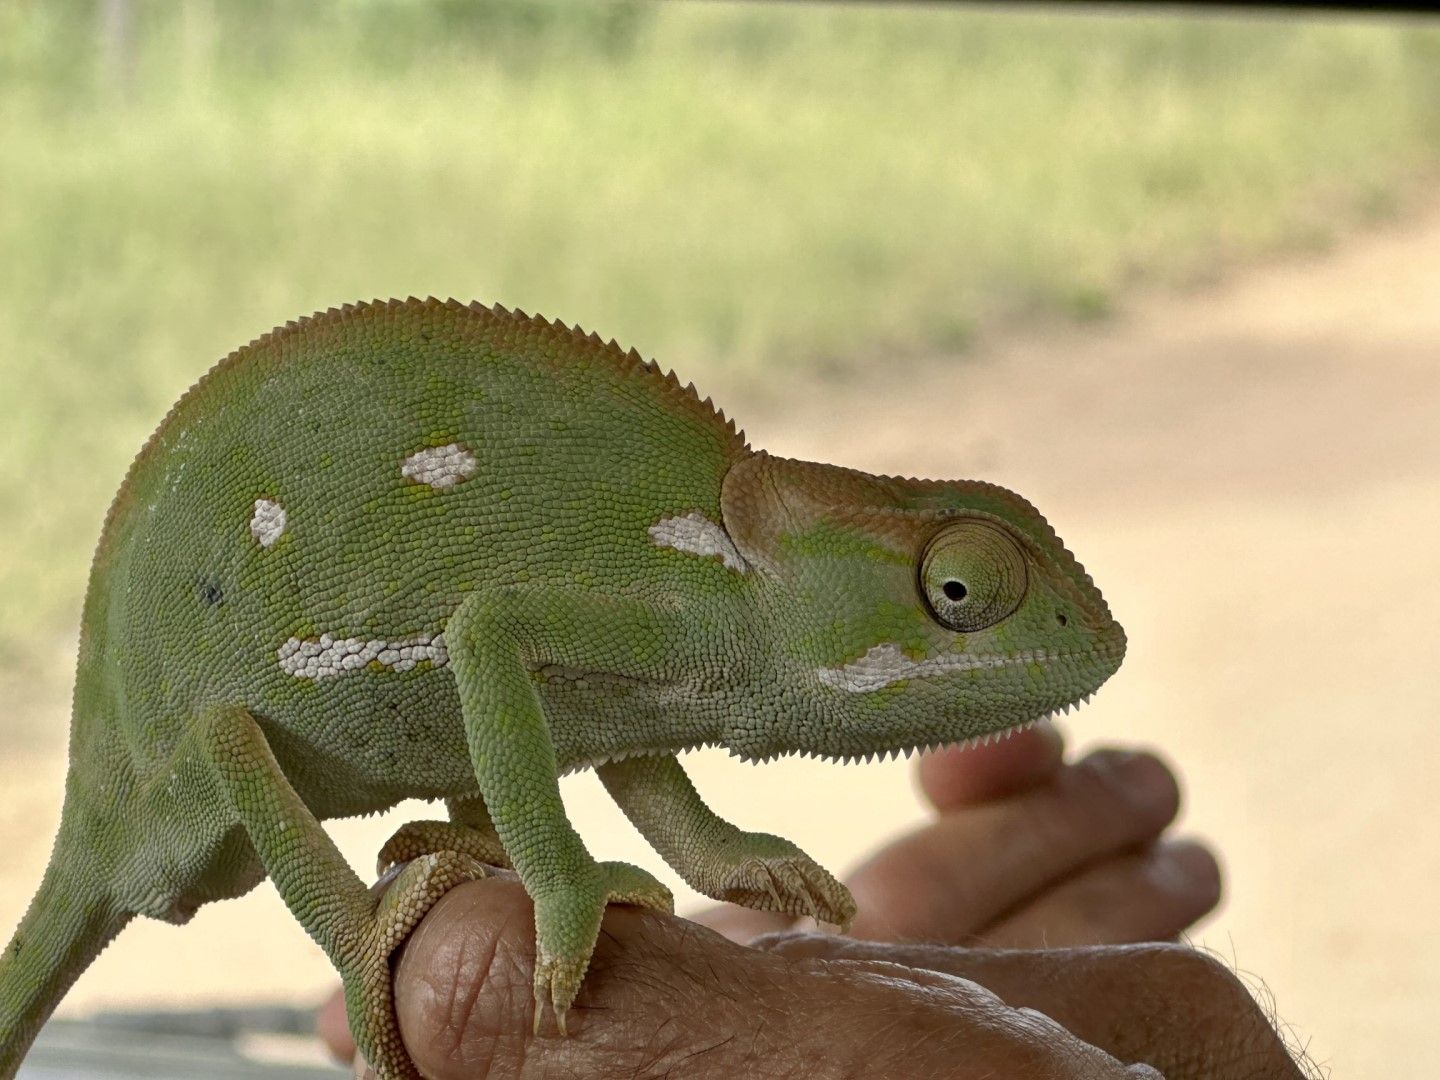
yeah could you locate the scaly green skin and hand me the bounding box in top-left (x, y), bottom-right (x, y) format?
top-left (0, 299), bottom-right (1125, 1078)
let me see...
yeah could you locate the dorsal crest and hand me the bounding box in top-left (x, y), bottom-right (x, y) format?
top-left (235, 298), bottom-right (746, 449)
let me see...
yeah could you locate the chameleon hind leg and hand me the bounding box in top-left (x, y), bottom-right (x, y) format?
top-left (446, 588), bottom-right (677, 1035)
top-left (598, 754), bottom-right (856, 927)
top-left (186, 705), bottom-right (486, 1080)
top-left (377, 794), bottom-right (511, 876)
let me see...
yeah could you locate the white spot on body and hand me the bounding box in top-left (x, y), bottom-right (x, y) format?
top-left (401, 443), bottom-right (477, 489)
top-left (250, 498), bottom-right (288, 547)
top-left (648, 512), bottom-right (748, 573)
top-left (817, 642), bottom-right (1062, 693)
top-left (278, 632), bottom-right (449, 680)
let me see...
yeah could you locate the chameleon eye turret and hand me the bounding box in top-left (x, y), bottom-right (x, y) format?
top-left (919, 519), bottom-right (1028, 632)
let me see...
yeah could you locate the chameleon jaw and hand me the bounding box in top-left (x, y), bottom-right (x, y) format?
top-left (794, 638), bottom-right (1121, 765)
top-left (832, 693), bottom-right (1093, 765)
top-left (731, 690), bottom-right (1097, 767)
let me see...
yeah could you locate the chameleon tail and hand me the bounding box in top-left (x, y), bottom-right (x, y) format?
top-left (0, 812), bottom-right (132, 1079)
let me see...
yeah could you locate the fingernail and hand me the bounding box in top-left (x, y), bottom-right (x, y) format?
top-left (1085, 748), bottom-right (1177, 810)
top-left (1151, 839), bottom-right (1223, 904)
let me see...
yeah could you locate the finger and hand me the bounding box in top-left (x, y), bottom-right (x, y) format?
top-left (919, 720), bottom-right (1066, 810)
top-left (754, 936), bottom-right (1304, 1080)
top-left (846, 748), bottom-right (1181, 943)
top-left (390, 877), bottom-right (1133, 1079)
top-left (978, 838), bottom-right (1222, 947)
top-left (314, 986), bottom-right (354, 1062)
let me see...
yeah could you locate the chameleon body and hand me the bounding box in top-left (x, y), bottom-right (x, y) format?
top-left (0, 299), bottom-right (1125, 1077)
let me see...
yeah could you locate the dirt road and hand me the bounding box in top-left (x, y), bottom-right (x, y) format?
top-left (3, 209), bottom-right (1436, 1074)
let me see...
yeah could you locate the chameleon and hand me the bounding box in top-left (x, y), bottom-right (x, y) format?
top-left (0, 298), bottom-right (1125, 1078)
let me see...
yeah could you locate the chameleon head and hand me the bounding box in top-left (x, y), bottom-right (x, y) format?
top-left (718, 453), bottom-right (1126, 763)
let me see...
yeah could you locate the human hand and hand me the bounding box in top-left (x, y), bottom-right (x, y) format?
top-left (325, 876), bottom-right (1297, 1079)
top-left (319, 728), bottom-right (1235, 1076)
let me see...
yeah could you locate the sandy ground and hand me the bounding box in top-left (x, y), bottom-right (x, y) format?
top-left (3, 208), bottom-right (1438, 1075)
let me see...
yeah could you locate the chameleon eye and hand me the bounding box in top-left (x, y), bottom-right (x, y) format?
top-left (920, 520), bottom-right (1028, 632)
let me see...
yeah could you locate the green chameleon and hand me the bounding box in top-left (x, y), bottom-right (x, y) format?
top-left (0, 298), bottom-right (1125, 1078)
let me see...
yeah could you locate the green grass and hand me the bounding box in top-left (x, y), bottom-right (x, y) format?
top-left (3, 2), bottom-right (1440, 701)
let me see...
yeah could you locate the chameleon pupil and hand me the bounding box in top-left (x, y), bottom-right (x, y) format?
top-left (942, 580), bottom-right (968, 602)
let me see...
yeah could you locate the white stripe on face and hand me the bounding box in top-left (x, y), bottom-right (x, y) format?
top-left (818, 642), bottom-right (1058, 693)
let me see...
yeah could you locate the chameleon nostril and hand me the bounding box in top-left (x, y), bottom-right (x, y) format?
top-left (1056, 612), bottom-right (1068, 627)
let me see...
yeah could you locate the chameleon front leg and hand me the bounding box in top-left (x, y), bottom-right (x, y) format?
top-left (598, 754), bottom-right (855, 927)
top-left (185, 705), bottom-right (486, 1080)
top-left (445, 588), bottom-right (677, 1035)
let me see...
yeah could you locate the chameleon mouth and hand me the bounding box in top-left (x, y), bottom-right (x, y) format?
top-left (728, 683), bottom-right (1106, 767)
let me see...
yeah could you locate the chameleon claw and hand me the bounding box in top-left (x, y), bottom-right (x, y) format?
top-left (802, 890), bottom-right (820, 926)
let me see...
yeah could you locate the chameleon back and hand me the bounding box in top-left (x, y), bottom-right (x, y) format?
top-left (75, 299), bottom-right (749, 810)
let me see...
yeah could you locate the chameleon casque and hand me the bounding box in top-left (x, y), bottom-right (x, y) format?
top-left (0, 299), bottom-right (1125, 1078)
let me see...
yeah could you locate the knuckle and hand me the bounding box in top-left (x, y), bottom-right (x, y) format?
top-left (1073, 749), bottom-right (1180, 827)
top-left (1128, 941), bottom-right (1248, 997)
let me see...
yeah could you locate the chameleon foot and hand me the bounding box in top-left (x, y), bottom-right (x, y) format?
top-left (351, 850), bottom-right (490, 1079)
top-left (377, 819), bottom-right (510, 876)
top-left (707, 832), bottom-right (856, 929)
top-left (532, 860), bottom-right (673, 1037)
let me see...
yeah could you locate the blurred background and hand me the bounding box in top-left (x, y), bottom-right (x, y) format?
top-left (2, 1), bottom-right (1438, 1075)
